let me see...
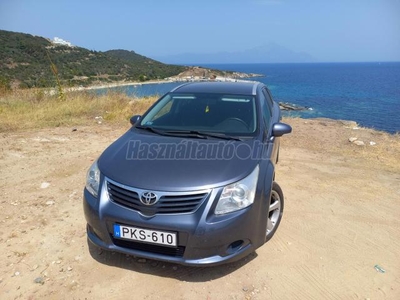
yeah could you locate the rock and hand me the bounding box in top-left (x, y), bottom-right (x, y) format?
top-left (69, 280), bottom-right (79, 290)
top-left (349, 137), bottom-right (358, 142)
top-left (40, 182), bottom-right (50, 189)
top-left (279, 102), bottom-right (309, 111)
top-left (67, 266), bottom-right (73, 271)
top-left (341, 121), bottom-right (358, 128)
top-left (172, 266), bottom-right (178, 271)
top-left (46, 200), bottom-right (55, 206)
top-left (369, 141), bottom-right (376, 146)
top-left (72, 128), bottom-right (77, 132)
top-left (353, 140), bottom-right (365, 146)
top-left (349, 137), bottom-right (366, 146)
top-left (137, 258), bottom-right (147, 263)
top-left (14, 271), bottom-right (20, 276)
top-left (34, 277), bottom-right (45, 285)
top-left (95, 116), bottom-right (103, 124)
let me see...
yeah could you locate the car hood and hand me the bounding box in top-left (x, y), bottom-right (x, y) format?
top-left (98, 129), bottom-right (262, 192)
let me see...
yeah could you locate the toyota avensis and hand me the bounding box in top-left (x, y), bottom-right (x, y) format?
top-left (84, 81), bottom-right (292, 266)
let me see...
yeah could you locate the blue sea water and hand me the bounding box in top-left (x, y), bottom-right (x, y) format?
top-left (101, 62), bottom-right (400, 134)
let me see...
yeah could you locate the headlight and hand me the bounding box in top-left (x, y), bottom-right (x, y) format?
top-left (215, 165), bottom-right (259, 215)
top-left (86, 161), bottom-right (100, 197)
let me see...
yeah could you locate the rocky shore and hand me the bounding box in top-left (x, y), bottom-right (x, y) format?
top-left (279, 102), bottom-right (312, 111)
top-left (168, 66), bottom-right (263, 82)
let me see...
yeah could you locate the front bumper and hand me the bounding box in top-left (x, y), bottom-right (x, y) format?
top-left (83, 179), bottom-right (268, 266)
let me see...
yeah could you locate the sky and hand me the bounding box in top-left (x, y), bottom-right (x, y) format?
top-left (0, 0), bottom-right (399, 62)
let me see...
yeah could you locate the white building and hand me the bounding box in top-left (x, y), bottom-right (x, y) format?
top-left (52, 37), bottom-right (74, 47)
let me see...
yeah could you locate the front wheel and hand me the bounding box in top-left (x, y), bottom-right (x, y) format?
top-left (266, 182), bottom-right (284, 242)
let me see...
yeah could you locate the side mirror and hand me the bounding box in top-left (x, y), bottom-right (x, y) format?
top-left (272, 122), bottom-right (292, 137)
top-left (130, 115), bottom-right (141, 125)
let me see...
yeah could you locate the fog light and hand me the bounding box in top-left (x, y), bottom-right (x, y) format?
top-left (227, 240), bottom-right (244, 254)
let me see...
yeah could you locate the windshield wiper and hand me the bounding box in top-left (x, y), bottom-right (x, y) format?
top-left (165, 130), bottom-right (243, 141)
top-left (136, 127), bottom-right (243, 141)
top-left (136, 126), bottom-right (208, 139)
top-left (135, 126), bottom-right (171, 136)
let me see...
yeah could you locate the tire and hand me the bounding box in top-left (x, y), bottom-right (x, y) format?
top-left (265, 182), bottom-right (284, 242)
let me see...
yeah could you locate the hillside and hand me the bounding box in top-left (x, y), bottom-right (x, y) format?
top-left (0, 30), bottom-right (186, 88)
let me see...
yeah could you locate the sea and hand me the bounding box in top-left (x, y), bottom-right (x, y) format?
top-left (99, 62), bottom-right (400, 134)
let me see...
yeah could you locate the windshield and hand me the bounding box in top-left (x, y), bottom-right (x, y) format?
top-left (139, 92), bottom-right (257, 136)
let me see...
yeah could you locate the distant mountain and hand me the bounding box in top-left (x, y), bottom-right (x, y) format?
top-left (0, 30), bottom-right (186, 88)
top-left (156, 43), bottom-right (316, 64)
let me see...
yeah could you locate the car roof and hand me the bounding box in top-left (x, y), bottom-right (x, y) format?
top-left (171, 81), bottom-right (261, 96)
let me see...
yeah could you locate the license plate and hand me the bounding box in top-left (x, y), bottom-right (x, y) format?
top-left (113, 224), bottom-right (177, 247)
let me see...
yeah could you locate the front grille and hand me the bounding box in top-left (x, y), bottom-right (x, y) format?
top-left (112, 238), bottom-right (185, 257)
top-left (107, 180), bottom-right (209, 216)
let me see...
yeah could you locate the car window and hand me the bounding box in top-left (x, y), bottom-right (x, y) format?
top-left (140, 92), bottom-right (257, 136)
top-left (262, 103), bottom-right (271, 131)
top-left (262, 88), bottom-right (273, 114)
top-left (140, 94), bottom-right (174, 125)
top-left (152, 99), bottom-right (173, 120)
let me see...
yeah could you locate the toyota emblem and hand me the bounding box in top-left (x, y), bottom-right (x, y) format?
top-left (140, 191), bottom-right (158, 206)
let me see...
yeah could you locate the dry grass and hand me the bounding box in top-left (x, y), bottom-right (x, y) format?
top-left (0, 89), bottom-right (157, 131)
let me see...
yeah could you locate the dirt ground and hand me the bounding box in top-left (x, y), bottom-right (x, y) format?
top-left (1, 118), bottom-right (399, 300)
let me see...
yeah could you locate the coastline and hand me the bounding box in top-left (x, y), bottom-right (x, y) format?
top-left (62, 66), bottom-right (263, 93)
top-left (63, 76), bottom-right (257, 93)
top-left (37, 82), bottom-right (400, 135)
top-left (64, 78), bottom-right (174, 92)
